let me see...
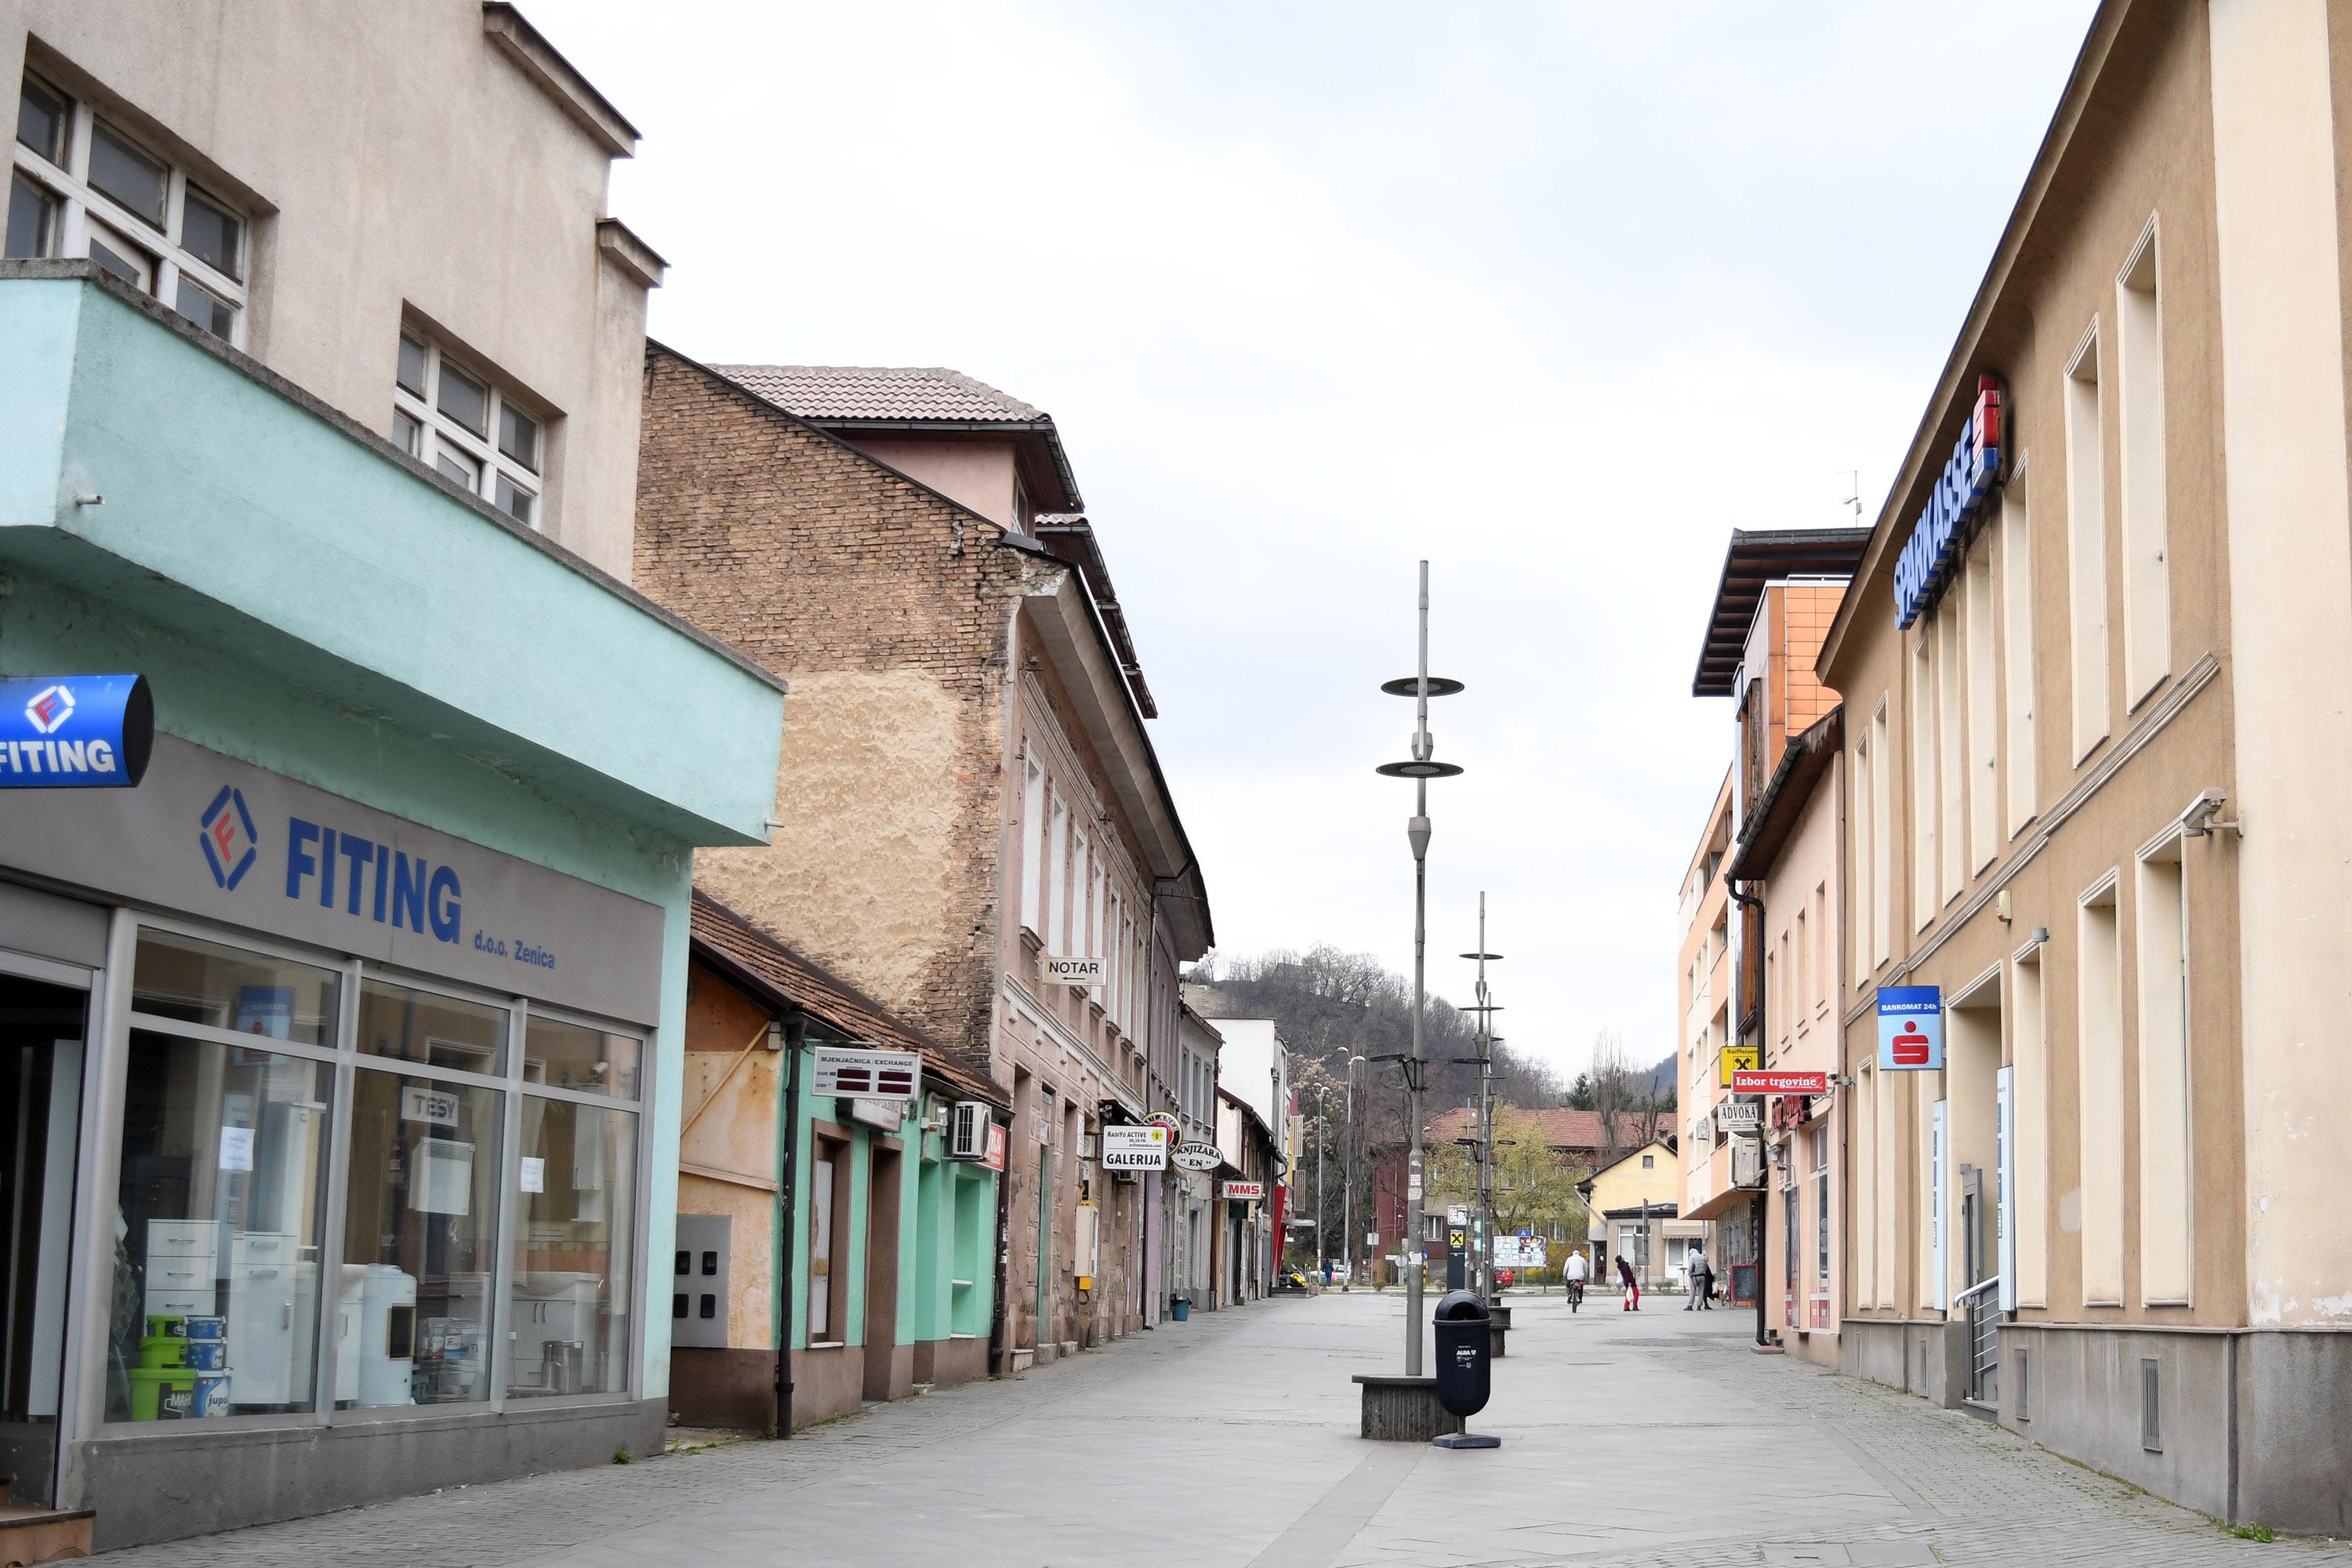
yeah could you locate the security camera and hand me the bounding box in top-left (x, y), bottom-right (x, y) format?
top-left (2179, 791), bottom-right (2241, 839)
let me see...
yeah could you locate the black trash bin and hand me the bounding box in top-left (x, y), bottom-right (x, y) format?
top-left (1430, 1290), bottom-right (1497, 1446)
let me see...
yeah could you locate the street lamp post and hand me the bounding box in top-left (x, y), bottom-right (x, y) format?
top-left (1460, 894), bottom-right (1503, 1304)
top-left (1342, 1052), bottom-right (1364, 1291)
top-left (1377, 561), bottom-right (1465, 1374)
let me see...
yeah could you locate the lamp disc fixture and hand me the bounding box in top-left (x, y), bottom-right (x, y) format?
top-left (1380, 676), bottom-right (1466, 697)
top-left (1377, 759), bottom-right (1463, 779)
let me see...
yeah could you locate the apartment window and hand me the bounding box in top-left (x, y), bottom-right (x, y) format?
top-left (1811, 883), bottom-right (1828, 1010)
top-left (1090, 861), bottom-right (1107, 962)
top-left (1911, 636), bottom-right (1937, 929)
top-left (1019, 759), bottom-right (1045, 934)
top-left (2001, 481), bottom-right (2039, 835)
top-left (1070, 834), bottom-right (1091, 961)
top-left (1854, 1065), bottom-right (1878, 1304)
top-left (10, 72), bottom-right (248, 342)
top-left (2135, 839), bottom-right (2190, 1304)
top-left (1793, 909), bottom-right (1809, 1034)
top-left (1939, 599), bottom-right (1965, 895)
top-left (1047, 797), bottom-right (1069, 950)
top-left (2066, 325), bottom-right (2111, 761)
top-left (2078, 877), bottom-right (2125, 1304)
top-left (1812, 1124), bottom-right (1831, 1286)
top-left (2118, 223), bottom-right (2170, 706)
top-left (1874, 1065), bottom-right (1897, 1306)
top-left (2011, 947), bottom-right (2049, 1306)
top-left (1870, 702), bottom-right (1892, 966)
top-left (393, 329), bottom-right (546, 528)
top-left (1965, 543), bottom-right (1998, 870)
top-left (1851, 738), bottom-right (1872, 984)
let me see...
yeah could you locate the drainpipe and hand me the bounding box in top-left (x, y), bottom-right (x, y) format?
top-left (773, 1009), bottom-right (806, 1437)
top-left (1727, 879), bottom-right (1769, 1350)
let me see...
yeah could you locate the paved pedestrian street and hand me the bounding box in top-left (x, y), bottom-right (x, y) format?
top-left (100, 1290), bottom-right (2348, 1568)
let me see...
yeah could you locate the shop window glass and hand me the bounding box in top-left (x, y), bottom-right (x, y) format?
top-left (108, 1030), bottom-right (332, 1421)
top-left (524, 1014), bottom-right (641, 1098)
top-left (358, 977), bottom-right (506, 1075)
top-left (509, 1100), bottom-right (637, 1396)
top-left (343, 1069), bottom-right (501, 1406)
top-left (132, 929), bottom-right (337, 1047)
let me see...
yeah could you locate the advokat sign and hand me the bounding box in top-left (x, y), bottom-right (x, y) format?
top-left (0, 733), bottom-right (663, 1022)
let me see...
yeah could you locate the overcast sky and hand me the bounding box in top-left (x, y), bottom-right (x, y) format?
top-left (543, 2), bottom-right (2098, 1083)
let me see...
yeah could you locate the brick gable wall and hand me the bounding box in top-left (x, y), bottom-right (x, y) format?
top-left (632, 347), bottom-right (1027, 1072)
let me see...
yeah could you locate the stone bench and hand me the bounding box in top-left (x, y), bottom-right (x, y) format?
top-left (1352, 1374), bottom-right (1465, 1442)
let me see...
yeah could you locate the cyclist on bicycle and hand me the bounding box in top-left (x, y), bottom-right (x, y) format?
top-left (1563, 1248), bottom-right (1588, 1312)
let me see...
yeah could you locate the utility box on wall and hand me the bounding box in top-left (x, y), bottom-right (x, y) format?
top-left (673, 1214), bottom-right (731, 1348)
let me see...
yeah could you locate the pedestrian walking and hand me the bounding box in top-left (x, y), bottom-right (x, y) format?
top-left (1616, 1253), bottom-right (1640, 1311)
top-left (1688, 1241), bottom-right (1713, 1310)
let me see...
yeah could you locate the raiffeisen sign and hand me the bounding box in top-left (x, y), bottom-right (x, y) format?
top-left (1893, 375), bottom-right (2005, 630)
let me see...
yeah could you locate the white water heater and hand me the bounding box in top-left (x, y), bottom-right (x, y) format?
top-left (355, 1265), bottom-right (416, 1408)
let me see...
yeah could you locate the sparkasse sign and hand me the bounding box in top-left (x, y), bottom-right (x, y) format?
top-left (1877, 986), bottom-right (1944, 1071)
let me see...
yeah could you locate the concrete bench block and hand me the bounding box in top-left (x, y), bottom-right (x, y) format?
top-left (1351, 1374), bottom-right (1465, 1442)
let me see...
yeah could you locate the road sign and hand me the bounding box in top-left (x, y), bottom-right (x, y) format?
top-left (1719, 1043), bottom-right (1760, 1087)
top-left (1042, 955), bottom-right (1105, 985)
top-left (811, 1046), bottom-right (920, 1098)
top-left (1447, 1204), bottom-right (1469, 1225)
top-left (1731, 1070), bottom-right (1829, 1095)
top-left (1877, 986), bottom-right (1944, 1070)
top-left (1099, 1124), bottom-right (1169, 1170)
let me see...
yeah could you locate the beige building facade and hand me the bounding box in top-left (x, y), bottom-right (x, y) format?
top-left (2, 0), bottom-right (663, 579)
top-left (1818, 0), bottom-right (2352, 1531)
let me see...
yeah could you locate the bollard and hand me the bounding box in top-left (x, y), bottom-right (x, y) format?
top-left (1429, 1290), bottom-right (1500, 1450)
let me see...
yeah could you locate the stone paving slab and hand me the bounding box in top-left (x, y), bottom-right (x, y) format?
top-left (95, 1290), bottom-right (2352, 1566)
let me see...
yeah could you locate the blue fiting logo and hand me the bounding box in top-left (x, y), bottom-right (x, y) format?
top-left (1893, 376), bottom-right (2005, 630)
top-left (0, 673), bottom-right (154, 788)
top-left (199, 786), bottom-right (260, 890)
top-left (284, 816), bottom-right (463, 945)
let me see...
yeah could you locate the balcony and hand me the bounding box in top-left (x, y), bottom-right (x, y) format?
top-left (0, 264), bottom-right (782, 845)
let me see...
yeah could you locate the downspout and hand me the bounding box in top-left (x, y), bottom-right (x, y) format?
top-left (773, 1009), bottom-right (805, 1437)
top-left (1727, 880), bottom-right (1769, 1348)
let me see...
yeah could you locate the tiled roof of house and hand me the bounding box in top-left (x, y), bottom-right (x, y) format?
top-left (1426, 1105), bottom-right (1669, 1156)
top-left (690, 891), bottom-right (1006, 1108)
top-left (712, 365), bottom-right (1047, 426)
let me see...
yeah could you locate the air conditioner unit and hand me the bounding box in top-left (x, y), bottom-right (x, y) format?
top-left (947, 1101), bottom-right (992, 1161)
top-left (1730, 1135), bottom-right (1765, 1190)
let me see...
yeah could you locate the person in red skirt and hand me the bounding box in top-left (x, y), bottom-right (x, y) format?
top-left (1616, 1253), bottom-right (1641, 1310)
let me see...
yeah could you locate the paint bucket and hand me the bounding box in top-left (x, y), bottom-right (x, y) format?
top-left (183, 1315), bottom-right (226, 1341)
top-left (143, 1314), bottom-right (187, 1338)
top-left (180, 1339), bottom-right (227, 1372)
top-left (188, 1371), bottom-right (232, 1417)
top-left (137, 1335), bottom-right (186, 1370)
top-left (125, 1367), bottom-right (194, 1421)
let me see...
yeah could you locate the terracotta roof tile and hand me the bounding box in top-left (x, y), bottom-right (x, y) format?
top-left (690, 891), bottom-right (1007, 1109)
top-left (712, 365), bottom-right (1046, 425)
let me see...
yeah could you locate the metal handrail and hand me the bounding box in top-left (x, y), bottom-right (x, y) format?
top-left (1954, 1274), bottom-right (2002, 1303)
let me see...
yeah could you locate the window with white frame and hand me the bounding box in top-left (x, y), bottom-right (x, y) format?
top-left (393, 328), bottom-right (546, 528)
top-left (10, 71), bottom-right (248, 343)
top-left (1019, 760), bottom-right (1045, 935)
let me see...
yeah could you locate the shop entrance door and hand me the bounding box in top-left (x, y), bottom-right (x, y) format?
top-left (0, 971), bottom-right (87, 1510)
